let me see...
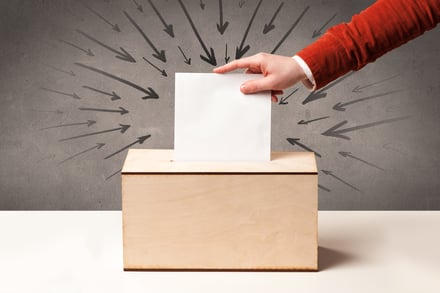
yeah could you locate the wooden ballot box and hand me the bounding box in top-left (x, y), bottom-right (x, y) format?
top-left (121, 149), bottom-right (318, 271)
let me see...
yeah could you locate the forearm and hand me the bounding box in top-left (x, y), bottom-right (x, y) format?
top-left (297, 0), bottom-right (440, 90)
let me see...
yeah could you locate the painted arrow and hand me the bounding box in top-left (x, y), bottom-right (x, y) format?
top-left (217, 0), bottom-right (229, 35)
top-left (78, 106), bottom-right (128, 115)
top-left (312, 13), bottom-right (337, 38)
top-left (82, 85), bottom-right (121, 101)
top-left (263, 2), bottom-right (284, 34)
top-left (104, 135), bottom-right (151, 159)
top-left (339, 151), bottom-right (384, 171)
top-left (225, 43), bottom-right (230, 63)
top-left (133, 0), bottom-right (143, 12)
top-left (200, 0), bottom-right (205, 10)
top-left (40, 87), bottom-right (81, 99)
top-left (82, 3), bottom-right (120, 32)
top-left (333, 90), bottom-right (402, 111)
top-left (271, 6), bottom-right (309, 54)
top-left (58, 39), bottom-right (94, 56)
top-left (302, 72), bottom-right (354, 104)
top-left (40, 120), bottom-right (96, 130)
top-left (278, 88), bottom-right (298, 105)
top-left (235, 0), bottom-right (263, 59)
top-left (143, 57), bottom-right (167, 77)
top-left (321, 116), bottom-right (411, 140)
top-left (59, 143), bottom-right (105, 164)
top-left (178, 46), bottom-right (191, 65)
top-left (45, 64), bottom-right (75, 77)
top-left (106, 169), bottom-right (122, 180)
top-left (75, 62), bottom-right (159, 100)
top-left (147, 0), bottom-right (175, 38)
top-left (59, 124), bottom-right (130, 142)
top-left (286, 138), bottom-right (322, 158)
top-left (178, 0), bottom-right (217, 66)
top-left (353, 74), bottom-right (400, 93)
top-left (318, 184), bottom-right (331, 192)
top-left (298, 116), bottom-right (329, 125)
top-left (322, 170), bottom-right (361, 192)
top-left (124, 11), bottom-right (166, 63)
top-left (239, 0), bottom-right (246, 8)
top-left (76, 29), bottom-right (135, 63)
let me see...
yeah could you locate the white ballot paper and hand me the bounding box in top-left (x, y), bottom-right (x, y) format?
top-left (174, 73), bottom-right (271, 161)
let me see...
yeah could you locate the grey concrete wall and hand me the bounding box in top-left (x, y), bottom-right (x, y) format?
top-left (0, 0), bottom-right (439, 210)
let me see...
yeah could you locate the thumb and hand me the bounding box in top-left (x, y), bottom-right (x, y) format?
top-left (240, 76), bottom-right (276, 94)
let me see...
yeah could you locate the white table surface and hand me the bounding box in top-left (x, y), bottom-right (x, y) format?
top-left (0, 211), bottom-right (439, 293)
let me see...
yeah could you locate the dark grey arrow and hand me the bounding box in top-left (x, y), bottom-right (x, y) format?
top-left (235, 0), bottom-right (263, 59)
top-left (239, 0), bottom-right (246, 8)
top-left (59, 124), bottom-right (130, 142)
top-left (76, 29), bottom-right (135, 63)
top-left (45, 64), bottom-right (75, 77)
top-left (339, 151), bottom-right (384, 171)
top-left (143, 57), bottom-right (167, 77)
top-left (82, 3), bottom-right (120, 32)
top-left (302, 72), bottom-right (354, 104)
top-left (40, 120), bottom-right (96, 130)
top-left (178, 46), bottom-right (191, 65)
top-left (271, 6), bottom-right (309, 54)
top-left (133, 0), bottom-right (143, 12)
top-left (40, 87), bottom-right (81, 100)
top-left (298, 116), bottom-right (330, 125)
top-left (178, 0), bottom-right (217, 66)
top-left (124, 11), bottom-right (166, 63)
top-left (78, 106), bottom-right (128, 115)
top-left (59, 143), bottom-right (105, 164)
top-left (225, 43), bottom-right (230, 63)
top-left (58, 39), bottom-right (94, 56)
top-left (322, 170), bottom-right (361, 192)
top-left (353, 74), bottom-right (400, 93)
top-left (286, 138), bottom-right (322, 158)
top-left (333, 90), bottom-right (402, 111)
top-left (82, 85), bottom-right (121, 101)
top-left (106, 169), bottom-right (122, 180)
top-left (263, 2), bottom-right (284, 34)
top-left (321, 116), bottom-right (411, 140)
top-left (104, 135), bottom-right (151, 160)
top-left (312, 13), bottom-right (337, 38)
top-left (217, 0), bottom-right (229, 35)
top-left (147, 0), bottom-right (175, 38)
top-left (318, 184), bottom-right (331, 192)
top-left (278, 88), bottom-right (298, 105)
top-left (75, 62), bottom-right (159, 100)
top-left (200, 0), bottom-right (205, 10)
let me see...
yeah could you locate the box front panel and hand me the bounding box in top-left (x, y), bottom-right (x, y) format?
top-left (122, 174), bottom-right (317, 270)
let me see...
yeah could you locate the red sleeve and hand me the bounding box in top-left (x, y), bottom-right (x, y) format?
top-left (296, 0), bottom-right (440, 90)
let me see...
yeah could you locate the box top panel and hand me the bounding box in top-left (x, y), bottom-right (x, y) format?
top-left (122, 149), bottom-right (317, 174)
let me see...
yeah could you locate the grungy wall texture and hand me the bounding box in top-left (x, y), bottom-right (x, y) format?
top-left (0, 0), bottom-right (439, 210)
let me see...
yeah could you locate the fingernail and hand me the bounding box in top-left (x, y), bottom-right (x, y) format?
top-left (240, 84), bottom-right (247, 92)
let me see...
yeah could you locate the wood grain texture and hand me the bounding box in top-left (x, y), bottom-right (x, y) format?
top-left (122, 149), bottom-right (318, 174)
top-left (122, 150), bottom-right (318, 271)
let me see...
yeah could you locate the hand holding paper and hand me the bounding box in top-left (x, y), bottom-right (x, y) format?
top-left (213, 53), bottom-right (307, 102)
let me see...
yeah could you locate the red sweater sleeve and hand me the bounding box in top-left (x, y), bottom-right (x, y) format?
top-left (296, 0), bottom-right (440, 90)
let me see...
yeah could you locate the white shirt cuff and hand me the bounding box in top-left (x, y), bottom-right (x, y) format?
top-left (292, 55), bottom-right (316, 91)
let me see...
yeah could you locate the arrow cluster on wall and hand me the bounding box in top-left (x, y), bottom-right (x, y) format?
top-left (40, 0), bottom-right (409, 196)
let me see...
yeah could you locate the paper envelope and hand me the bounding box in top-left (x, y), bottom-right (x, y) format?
top-left (174, 73), bottom-right (271, 161)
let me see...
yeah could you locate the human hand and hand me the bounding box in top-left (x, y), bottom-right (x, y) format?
top-left (213, 53), bottom-right (307, 102)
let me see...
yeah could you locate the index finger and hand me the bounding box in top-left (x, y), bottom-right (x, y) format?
top-left (213, 56), bottom-right (258, 74)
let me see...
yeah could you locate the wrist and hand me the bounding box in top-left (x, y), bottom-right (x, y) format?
top-left (292, 55), bottom-right (316, 91)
